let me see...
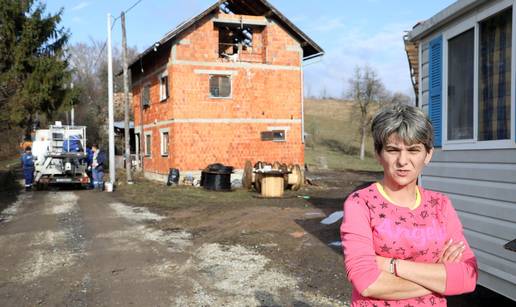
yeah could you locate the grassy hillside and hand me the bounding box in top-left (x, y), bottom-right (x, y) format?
top-left (304, 99), bottom-right (382, 172)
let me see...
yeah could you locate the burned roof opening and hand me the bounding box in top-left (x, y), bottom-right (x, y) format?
top-left (222, 0), bottom-right (269, 16)
top-left (219, 2), bottom-right (233, 14)
top-left (128, 0), bottom-right (324, 71)
top-left (217, 23), bottom-right (265, 63)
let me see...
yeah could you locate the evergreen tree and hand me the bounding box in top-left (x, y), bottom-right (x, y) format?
top-left (0, 0), bottom-right (77, 134)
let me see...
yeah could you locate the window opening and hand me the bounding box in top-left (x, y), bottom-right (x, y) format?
top-left (160, 75), bottom-right (169, 101)
top-left (209, 75), bottom-right (231, 98)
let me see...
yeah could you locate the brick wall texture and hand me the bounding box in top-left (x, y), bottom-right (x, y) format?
top-left (132, 13), bottom-right (305, 174)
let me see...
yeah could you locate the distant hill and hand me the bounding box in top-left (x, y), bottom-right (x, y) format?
top-left (304, 98), bottom-right (382, 172)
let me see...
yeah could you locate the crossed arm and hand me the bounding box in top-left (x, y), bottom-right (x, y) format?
top-left (341, 196), bottom-right (478, 300)
top-left (362, 239), bottom-right (464, 299)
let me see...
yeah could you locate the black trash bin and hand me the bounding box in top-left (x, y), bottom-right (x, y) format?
top-left (167, 168), bottom-right (180, 186)
top-left (201, 164), bottom-right (233, 191)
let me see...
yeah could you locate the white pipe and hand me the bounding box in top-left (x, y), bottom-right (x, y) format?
top-left (301, 54), bottom-right (305, 144)
top-left (107, 13), bottom-right (116, 185)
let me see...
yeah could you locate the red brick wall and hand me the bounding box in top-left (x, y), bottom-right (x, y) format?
top-left (132, 12), bottom-right (305, 174)
top-left (141, 122), bottom-right (303, 172)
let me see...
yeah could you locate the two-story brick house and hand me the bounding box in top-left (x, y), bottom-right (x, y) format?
top-left (129, 0), bottom-right (323, 181)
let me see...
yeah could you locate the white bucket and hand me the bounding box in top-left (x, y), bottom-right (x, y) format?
top-left (104, 182), bottom-right (114, 192)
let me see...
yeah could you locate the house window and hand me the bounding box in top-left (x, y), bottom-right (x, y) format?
top-left (135, 132), bottom-right (140, 155)
top-left (447, 28), bottom-right (474, 140)
top-left (261, 130), bottom-right (286, 142)
top-left (441, 5), bottom-right (515, 149)
top-left (161, 131), bottom-right (169, 156)
top-left (479, 8), bottom-right (512, 141)
top-left (142, 84), bottom-right (150, 107)
top-left (144, 133), bottom-right (151, 157)
top-left (209, 75), bottom-right (231, 98)
top-left (159, 74), bottom-right (169, 102)
top-left (218, 26), bottom-right (253, 61)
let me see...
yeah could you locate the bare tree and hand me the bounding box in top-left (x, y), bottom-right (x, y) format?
top-left (347, 65), bottom-right (384, 160)
top-left (67, 40), bottom-right (138, 151)
top-left (386, 91), bottom-right (413, 106)
top-left (319, 86), bottom-right (328, 100)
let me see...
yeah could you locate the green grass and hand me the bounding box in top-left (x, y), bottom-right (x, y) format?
top-left (116, 180), bottom-right (254, 208)
top-left (305, 147), bottom-right (381, 172)
top-left (304, 99), bottom-right (382, 172)
top-left (114, 169), bottom-right (311, 210)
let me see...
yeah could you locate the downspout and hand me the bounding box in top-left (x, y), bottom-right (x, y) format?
top-left (301, 51), bottom-right (324, 144)
top-left (300, 51), bottom-right (305, 144)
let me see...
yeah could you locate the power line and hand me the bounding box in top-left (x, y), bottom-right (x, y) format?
top-left (124, 0), bottom-right (144, 15)
top-left (93, 41), bottom-right (107, 68)
top-left (91, 0), bottom-right (145, 69)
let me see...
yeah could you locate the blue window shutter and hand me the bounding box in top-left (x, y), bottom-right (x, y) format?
top-left (429, 35), bottom-right (443, 147)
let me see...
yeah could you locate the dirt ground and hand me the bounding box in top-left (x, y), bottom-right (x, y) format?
top-left (0, 168), bottom-right (514, 306)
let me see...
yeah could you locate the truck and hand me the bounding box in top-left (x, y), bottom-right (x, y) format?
top-left (32, 122), bottom-right (90, 188)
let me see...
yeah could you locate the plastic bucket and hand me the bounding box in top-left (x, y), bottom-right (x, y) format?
top-left (105, 182), bottom-right (114, 192)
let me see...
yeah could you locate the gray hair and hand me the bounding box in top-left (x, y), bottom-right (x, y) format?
top-left (371, 104), bottom-right (434, 154)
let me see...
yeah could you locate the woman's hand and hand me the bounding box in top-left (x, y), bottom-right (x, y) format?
top-left (437, 238), bottom-right (465, 263)
top-left (376, 255), bottom-right (391, 272)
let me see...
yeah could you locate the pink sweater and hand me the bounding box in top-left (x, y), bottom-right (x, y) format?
top-left (340, 183), bottom-right (478, 306)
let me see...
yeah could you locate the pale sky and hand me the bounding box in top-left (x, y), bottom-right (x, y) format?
top-left (44, 0), bottom-right (457, 98)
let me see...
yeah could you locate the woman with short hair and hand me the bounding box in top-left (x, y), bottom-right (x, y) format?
top-left (340, 104), bottom-right (478, 306)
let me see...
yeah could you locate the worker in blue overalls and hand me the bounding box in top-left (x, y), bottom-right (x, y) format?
top-left (21, 146), bottom-right (35, 191)
top-left (91, 143), bottom-right (106, 191)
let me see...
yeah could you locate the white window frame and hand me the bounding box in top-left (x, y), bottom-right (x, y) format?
top-left (160, 128), bottom-right (169, 156)
top-left (144, 131), bottom-right (152, 157)
top-left (135, 132), bottom-right (141, 156)
top-left (441, 0), bottom-right (516, 150)
top-left (267, 126), bottom-right (289, 142)
top-left (209, 74), bottom-right (232, 99)
top-left (159, 71), bottom-right (169, 102)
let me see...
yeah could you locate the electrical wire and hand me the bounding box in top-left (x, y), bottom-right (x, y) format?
top-left (91, 0), bottom-right (145, 68)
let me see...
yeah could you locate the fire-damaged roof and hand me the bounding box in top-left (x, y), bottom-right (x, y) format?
top-left (128, 0), bottom-right (324, 70)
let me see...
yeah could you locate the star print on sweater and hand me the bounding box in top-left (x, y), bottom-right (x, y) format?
top-left (340, 183), bottom-right (478, 307)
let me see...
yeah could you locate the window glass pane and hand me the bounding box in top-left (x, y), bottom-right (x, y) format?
top-left (210, 75), bottom-right (231, 97)
top-left (448, 29), bottom-right (474, 140)
top-left (142, 85), bottom-right (150, 106)
top-left (160, 76), bottom-right (168, 100)
top-left (272, 130), bottom-right (285, 141)
top-left (479, 8), bottom-right (512, 140)
top-left (145, 134), bottom-right (151, 156)
top-left (162, 132), bottom-right (169, 155)
top-left (219, 76), bottom-right (231, 97)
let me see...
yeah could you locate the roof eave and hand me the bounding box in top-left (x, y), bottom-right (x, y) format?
top-left (407, 0), bottom-right (489, 42)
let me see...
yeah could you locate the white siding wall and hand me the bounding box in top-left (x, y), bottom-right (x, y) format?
top-left (416, 0), bottom-right (516, 300)
top-left (422, 149), bottom-right (516, 300)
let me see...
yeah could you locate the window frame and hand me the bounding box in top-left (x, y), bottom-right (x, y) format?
top-left (144, 132), bottom-right (152, 157)
top-left (446, 27), bottom-right (476, 143)
top-left (208, 74), bottom-right (232, 99)
top-left (260, 127), bottom-right (288, 142)
top-left (141, 83), bottom-right (151, 108)
top-left (160, 129), bottom-right (169, 157)
top-left (441, 0), bottom-right (516, 150)
top-left (159, 71), bottom-right (169, 102)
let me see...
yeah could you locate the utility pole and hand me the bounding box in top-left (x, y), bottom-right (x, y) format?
top-left (121, 12), bottom-right (133, 183)
top-left (70, 82), bottom-right (75, 126)
top-left (107, 13), bottom-right (116, 186)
